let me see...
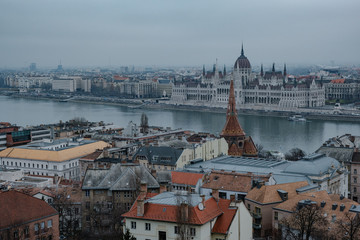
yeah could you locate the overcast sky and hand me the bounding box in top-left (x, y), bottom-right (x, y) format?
top-left (0, 0), bottom-right (359, 69)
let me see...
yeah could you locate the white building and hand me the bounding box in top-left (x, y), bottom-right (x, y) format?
top-left (0, 139), bottom-right (109, 180)
top-left (122, 191), bottom-right (253, 240)
top-left (52, 76), bottom-right (91, 92)
top-left (171, 46), bottom-right (325, 110)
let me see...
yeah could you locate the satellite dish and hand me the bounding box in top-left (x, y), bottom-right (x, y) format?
top-left (198, 203), bottom-right (204, 211)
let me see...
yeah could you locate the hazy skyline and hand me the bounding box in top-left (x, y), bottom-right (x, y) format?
top-left (1, 0), bottom-right (359, 69)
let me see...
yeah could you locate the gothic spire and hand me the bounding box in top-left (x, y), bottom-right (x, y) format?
top-left (260, 64), bottom-right (264, 77)
top-left (241, 43), bottom-right (244, 56)
top-left (203, 65), bottom-right (205, 76)
top-left (272, 63), bottom-right (275, 72)
top-left (227, 80), bottom-right (237, 117)
top-left (223, 65), bottom-right (226, 76)
top-left (283, 63), bottom-right (287, 76)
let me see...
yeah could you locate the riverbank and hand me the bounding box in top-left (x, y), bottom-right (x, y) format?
top-left (3, 92), bottom-right (360, 122)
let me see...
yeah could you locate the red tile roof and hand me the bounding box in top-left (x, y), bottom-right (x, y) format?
top-left (331, 79), bottom-right (345, 84)
top-left (212, 199), bottom-right (237, 234)
top-left (245, 181), bottom-right (309, 204)
top-left (80, 151), bottom-right (103, 161)
top-left (0, 191), bottom-right (58, 230)
top-left (171, 171), bottom-right (204, 186)
top-left (122, 194), bottom-right (223, 225)
top-left (202, 170), bottom-right (270, 193)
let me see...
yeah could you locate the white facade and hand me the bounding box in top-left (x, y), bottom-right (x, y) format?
top-left (0, 139), bottom-right (108, 180)
top-left (171, 51), bottom-right (325, 110)
top-left (126, 219), bottom-right (212, 240)
top-left (52, 78), bottom-right (76, 92)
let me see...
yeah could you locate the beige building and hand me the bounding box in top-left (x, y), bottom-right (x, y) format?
top-left (0, 139), bottom-right (109, 180)
top-left (133, 138), bottom-right (228, 171)
top-left (244, 181), bottom-right (313, 238)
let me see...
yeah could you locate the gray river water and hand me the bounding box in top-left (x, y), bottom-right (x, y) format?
top-left (1, 95), bottom-right (360, 154)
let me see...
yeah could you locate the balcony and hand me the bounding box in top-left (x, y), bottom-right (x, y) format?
top-left (253, 212), bottom-right (262, 219)
top-left (253, 223), bottom-right (262, 229)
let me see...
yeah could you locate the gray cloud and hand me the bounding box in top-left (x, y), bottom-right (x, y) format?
top-left (0, 0), bottom-right (359, 68)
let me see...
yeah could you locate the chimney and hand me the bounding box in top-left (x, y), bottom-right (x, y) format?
top-left (180, 203), bottom-right (189, 222)
top-left (160, 185), bottom-right (167, 193)
top-left (140, 182), bottom-right (147, 193)
top-left (151, 169), bottom-right (157, 178)
top-left (230, 194), bottom-right (235, 202)
top-left (137, 199), bottom-right (144, 216)
top-left (200, 194), bottom-right (206, 207)
top-left (212, 189), bottom-right (219, 202)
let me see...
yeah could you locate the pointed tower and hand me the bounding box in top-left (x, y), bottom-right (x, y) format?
top-left (221, 80), bottom-right (258, 157)
top-left (203, 65), bottom-right (205, 76)
top-left (260, 64), bottom-right (264, 77)
top-left (223, 65), bottom-right (226, 76)
top-left (283, 64), bottom-right (287, 87)
top-left (272, 63), bottom-right (275, 72)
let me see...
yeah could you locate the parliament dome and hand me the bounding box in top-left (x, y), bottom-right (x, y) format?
top-left (234, 46), bottom-right (251, 69)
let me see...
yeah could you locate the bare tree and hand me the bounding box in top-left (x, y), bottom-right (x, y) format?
top-left (285, 148), bottom-right (306, 161)
top-left (175, 192), bottom-right (192, 240)
top-left (335, 212), bottom-right (360, 240)
top-left (50, 188), bottom-right (82, 240)
top-left (280, 203), bottom-right (328, 240)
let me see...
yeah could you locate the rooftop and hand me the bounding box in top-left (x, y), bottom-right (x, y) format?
top-left (0, 191), bottom-right (58, 230)
top-left (0, 140), bottom-right (109, 162)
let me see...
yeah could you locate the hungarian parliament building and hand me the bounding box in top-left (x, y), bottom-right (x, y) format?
top-left (170, 47), bottom-right (325, 109)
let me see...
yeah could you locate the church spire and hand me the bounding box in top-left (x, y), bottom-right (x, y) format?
top-left (283, 63), bottom-right (287, 76)
top-left (203, 65), bottom-right (205, 76)
top-left (260, 64), bottom-right (264, 77)
top-left (272, 63), bottom-right (275, 72)
top-left (227, 80), bottom-right (237, 117)
top-left (241, 43), bottom-right (244, 56)
top-left (223, 65), bottom-right (226, 76)
top-left (220, 80), bottom-right (258, 157)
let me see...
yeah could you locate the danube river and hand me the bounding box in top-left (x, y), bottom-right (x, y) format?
top-left (1, 95), bottom-right (360, 154)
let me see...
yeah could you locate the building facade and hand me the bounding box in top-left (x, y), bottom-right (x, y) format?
top-left (171, 46), bottom-right (325, 109)
top-left (0, 139), bottom-right (109, 180)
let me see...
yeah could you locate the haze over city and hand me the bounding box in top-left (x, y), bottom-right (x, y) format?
top-left (1, 0), bottom-right (360, 68)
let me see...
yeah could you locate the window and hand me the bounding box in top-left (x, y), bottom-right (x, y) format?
top-left (354, 177), bottom-right (357, 183)
top-left (85, 190), bottom-right (90, 197)
top-left (355, 169), bottom-right (357, 174)
top-left (75, 207), bottom-right (79, 215)
top-left (24, 226), bottom-right (29, 236)
top-left (40, 222), bottom-right (45, 230)
top-left (13, 230), bottom-right (18, 239)
top-left (131, 221), bottom-right (136, 229)
top-left (124, 191), bottom-right (132, 198)
top-left (174, 226), bottom-right (179, 234)
top-left (354, 187), bottom-right (357, 193)
top-left (274, 211), bottom-right (278, 220)
top-left (86, 202), bottom-right (90, 209)
top-left (47, 219), bottom-right (52, 228)
top-left (190, 228), bottom-right (196, 236)
top-left (145, 223), bottom-right (151, 231)
top-left (34, 223), bottom-right (39, 233)
top-left (86, 215), bottom-right (90, 222)
top-left (53, 166), bottom-right (57, 170)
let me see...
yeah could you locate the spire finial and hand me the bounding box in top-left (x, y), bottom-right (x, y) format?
top-left (241, 43), bottom-right (244, 56)
top-left (272, 63), bottom-right (275, 72)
